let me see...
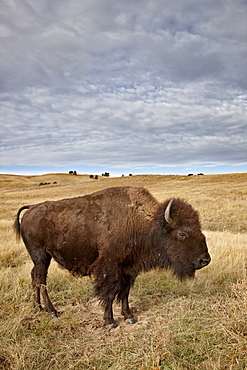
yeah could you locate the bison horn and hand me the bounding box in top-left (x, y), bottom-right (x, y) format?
top-left (164, 199), bottom-right (174, 226)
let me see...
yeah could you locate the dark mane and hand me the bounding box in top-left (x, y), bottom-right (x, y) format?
top-left (155, 198), bottom-right (201, 231)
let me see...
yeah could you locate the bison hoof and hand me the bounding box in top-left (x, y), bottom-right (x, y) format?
top-left (125, 318), bottom-right (137, 324)
top-left (51, 312), bottom-right (60, 318)
top-left (105, 323), bottom-right (117, 329)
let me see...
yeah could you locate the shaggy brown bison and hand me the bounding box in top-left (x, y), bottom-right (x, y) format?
top-left (14, 186), bottom-right (210, 328)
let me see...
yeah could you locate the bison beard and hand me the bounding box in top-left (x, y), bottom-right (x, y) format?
top-left (14, 186), bottom-right (211, 328)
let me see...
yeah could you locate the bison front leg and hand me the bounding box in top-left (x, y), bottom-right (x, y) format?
top-left (121, 286), bottom-right (137, 324)
top-left (103, 295), bottom-right (117, 329)
top-left (92, 261), bottom-right (118, 328)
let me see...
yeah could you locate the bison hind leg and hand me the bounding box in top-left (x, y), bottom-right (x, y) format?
top-left (30, 251), bottom-right (58, 316)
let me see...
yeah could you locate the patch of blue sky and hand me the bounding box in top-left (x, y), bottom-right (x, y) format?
top-left (1, 163), bottom-right (246, 177)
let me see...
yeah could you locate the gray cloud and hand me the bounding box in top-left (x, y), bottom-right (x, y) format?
top-left (0, 0), bottom-right (246, 173)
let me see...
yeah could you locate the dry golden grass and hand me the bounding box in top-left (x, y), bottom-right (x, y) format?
top-left (1, 172), bottom-right (246, 231)
top-left (0, 173), bottom-right (246, 369)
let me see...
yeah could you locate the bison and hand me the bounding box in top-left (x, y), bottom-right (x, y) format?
top-left (14, 186), bottom-right (210, 328)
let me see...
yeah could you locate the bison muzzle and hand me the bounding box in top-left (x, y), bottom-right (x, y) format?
top-left (14, 186), bottom-right (211, 328)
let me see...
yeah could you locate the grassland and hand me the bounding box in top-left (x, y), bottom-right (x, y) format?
top-left (0, 173), bottom-right (246, 369)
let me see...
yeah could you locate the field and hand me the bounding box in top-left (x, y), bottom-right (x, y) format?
top-left (0, 173), bottom-right (246, 370)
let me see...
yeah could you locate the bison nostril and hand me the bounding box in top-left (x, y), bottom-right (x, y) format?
top-left (200, 258), bottom-right (210, 267)
top-left (193, 256), bottom-right (211, 270)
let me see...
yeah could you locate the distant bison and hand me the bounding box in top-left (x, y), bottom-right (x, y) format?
top-left (14, 187), bottom-right (211, 328)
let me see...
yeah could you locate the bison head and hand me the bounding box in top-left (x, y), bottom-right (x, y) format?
top-left (157, 198), bottom-right (211, 279)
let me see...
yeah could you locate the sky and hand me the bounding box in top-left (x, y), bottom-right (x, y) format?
top-left (0, 0), bottom-right (247, 177)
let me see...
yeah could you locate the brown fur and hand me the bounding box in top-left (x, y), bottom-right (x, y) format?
top-left (14, 186), bottom-right (211, 327)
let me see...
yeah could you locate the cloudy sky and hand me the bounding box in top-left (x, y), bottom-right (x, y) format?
top-left (1, 0), bottom-right (247, 177)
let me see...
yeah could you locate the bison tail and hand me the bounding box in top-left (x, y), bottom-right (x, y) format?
top-left (13, 206), bottom-right (31, 240)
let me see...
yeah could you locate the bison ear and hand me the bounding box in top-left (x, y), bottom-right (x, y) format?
top-left (164, 199), bottom-right (175, 227)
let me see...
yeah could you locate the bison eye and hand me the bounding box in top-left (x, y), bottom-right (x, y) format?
top-left (177, 231), bottom-right (188, 240)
